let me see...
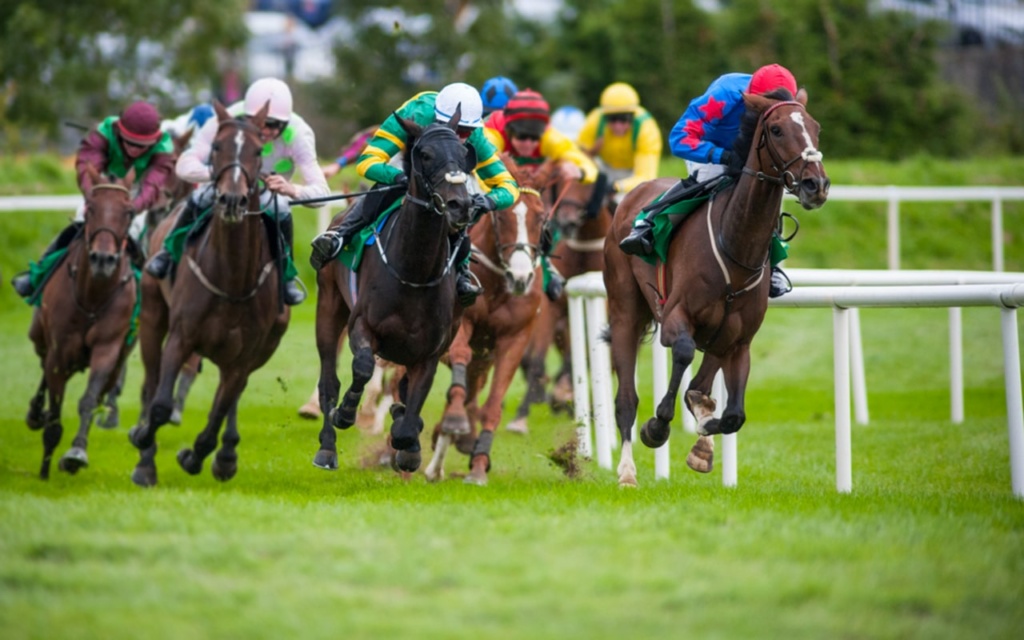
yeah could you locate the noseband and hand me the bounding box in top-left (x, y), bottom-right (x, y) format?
top-left (743, 101), bottom-right (824, 194)
top-left (479, 186), bottom-right (545, 274)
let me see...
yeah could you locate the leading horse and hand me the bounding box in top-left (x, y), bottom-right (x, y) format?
top-left (312, 113), bottom-right (476, 474)
top-left (129, 100), bottom-right (290, 486)
top-left (25, 168), bottom-right (138, 478)
top-left (603, 89), bottom-right (829, 486)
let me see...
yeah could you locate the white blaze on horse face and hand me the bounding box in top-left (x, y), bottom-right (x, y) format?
top-left (233, 130), bottom-right (245, 182)
top-left (444, 171), bottom-right (467, 184)
top-left (789, 112), bottom-right (824, 164)
top-left (507, 201), bottom-right (534, 283)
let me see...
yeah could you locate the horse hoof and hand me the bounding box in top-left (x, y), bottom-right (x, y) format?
top-left (150, 403), bottom-right (172, 428)
top-left (392, 449), bottom-right (421, 473)
top-left (463, 471), bottom-right (488, 486)
top-left (686, 437), bottom-right (715, 474)
top-left (505, 418), bottom-right (529, 434)
top-left (330, 406), bottom-right (355, 430)
top-left (312, 449), bottom-right (338, 470)
top-left (59, 447), bottom-right (89, 475)
top-left (26, 410), bottom-right (44, 431)
top-left (127, 424), bottom-right (153, 450)
top-left (97, 406), bottom-right (119, 430)
top-left (440, 413), bottom-right (470, 436)
top-left (699, 418), bottom-right (722, 436)
top-left (211, 457), bottom-right (237, 482)
top-left (720, 413), bottom-right (745, 435)
top-left (176, 448), bottom-right (203, 475)
top-left (618, 475), bottom-right (638, 487)
top-left (298, 401), bottom-right (322, 420)
top-left (131, 465), bottom-right (158, 488)
top-left (639, 418), bottom-right (670, 448)
top-left (170, 407), bottom-right (183, 426)
top-left (453, 432), bottom-right (477, 456)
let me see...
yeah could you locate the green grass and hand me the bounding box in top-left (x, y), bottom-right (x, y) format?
top-left (1, 156), bottom-right (1024, 639)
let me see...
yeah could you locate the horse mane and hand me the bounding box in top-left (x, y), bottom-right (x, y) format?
top-left (727, 87), bottom-right (795, 178)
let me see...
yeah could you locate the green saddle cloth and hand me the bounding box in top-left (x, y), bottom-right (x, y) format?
top-left (642, 192), bottom-right (714, 266)
top-left (164, 208), bottom-right (298, 281)
top-left (26, 248), bottom-right (69, 307)
top-left (337, 197), bottom-right (404, 272)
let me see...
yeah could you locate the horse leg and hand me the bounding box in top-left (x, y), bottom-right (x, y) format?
top-left (312, 278), bottom-right (349, 470)
top-left (549, 326), bottom-right (574, 414)
top-left (171, 355), bottom-right (201, 425)
top-left (683, 354), bottom-right (722, 474)
top-left (390, 360), bottom-right (439, 473)
top-left (39, 369), bottom-right (67, 481)
top-left (608, 296), bottom-right (656, 486)
top-left (639, 328), bottom-right (697, 450)
top-left (356, 361), bottom-right (385, 426)
top-left (441, 323), bottom-right (473, 439)
top-left (130, 331), bottom-right (191, 451)
top-left (466, 333), bottom-right (530, 486)
top-left (211, 400), bottom-right (241, 482)
top-left (178, 370), bottom-right (245, 476)
top-left (717, 345), bottom-right (750, 435)
top-left (59, 343), bottom-right (120, 474)
top-left (424, 430), bottom-right (450, 483)
top-left (26, 376), bottom-right (46, 431)
top-left (97, 353), bottom-right (130, 430)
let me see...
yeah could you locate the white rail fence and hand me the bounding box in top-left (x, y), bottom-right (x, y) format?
top-left (566, 271), bottom-right (1024, 499)
top-left (4, 185), bottom-right (1023, 269)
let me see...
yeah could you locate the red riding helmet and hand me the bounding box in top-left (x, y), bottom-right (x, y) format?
top-left (504, 89), bottom-right (550, 138)
top-left (117, 101), bottom-right (163, 145)
top-left (748, 64), bottom-right (798, 97)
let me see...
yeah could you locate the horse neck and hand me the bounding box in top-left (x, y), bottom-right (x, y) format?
top-left (718, 168), bottom-right (784, 264)
top-left (387, 198), bottom-right (450, 274)
top-left (205, 212), bottom-right (270, 292)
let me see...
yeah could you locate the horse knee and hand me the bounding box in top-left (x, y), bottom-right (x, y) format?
top-left (671, 335), bottom-right (696, 366)
top-left (352, 350), bottom-right (375, 383)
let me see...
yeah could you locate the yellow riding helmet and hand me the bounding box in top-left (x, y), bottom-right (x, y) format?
top-left (600, 82), bottom-right (640, 115)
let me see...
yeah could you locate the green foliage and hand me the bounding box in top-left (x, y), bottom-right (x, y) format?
top-left (0, 0), bottom-right (248, 142)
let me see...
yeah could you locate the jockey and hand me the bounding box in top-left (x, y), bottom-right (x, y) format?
top-left (309, 81), bottom-right (520, 308)
top-left (577, 82), bottom-right (663, 207)
top-left (483, 88), bottom-right (599, 301)
top-left (480, 76), bottom-right (518, 117)
top-left (145, 77), bottom-right (329, 306)
top-left (619, 64), bottom-right (799, 298)
top-left (11, 100), bottom-right (175, 300)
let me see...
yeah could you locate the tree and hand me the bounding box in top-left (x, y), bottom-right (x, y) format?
top-left (0, 0), bottom-right (248, 143)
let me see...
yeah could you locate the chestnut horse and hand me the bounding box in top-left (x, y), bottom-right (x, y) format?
top-left (25, 168), bottom-right (138, 478)
top-left (511, 176), bottom-right (611, 433)
top-left (604, 89), bottom-right (829, 486)
top-left (424, 158), bottom-right (554, 484)
top-left (129, 100), bottom-right (290, 486)
top-left (312, 115), bottom-right (476, 474)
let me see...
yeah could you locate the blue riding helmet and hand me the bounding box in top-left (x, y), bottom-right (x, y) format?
top-left (480, 76), bottom-right (519, 114)
top-left (188, 103), bottom-right (214, 129)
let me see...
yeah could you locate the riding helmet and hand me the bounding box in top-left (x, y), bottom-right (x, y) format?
top-left (599, 82), bottom-right (640, 115)
top-left (117, 101), bottom-right (163, 145)
top-left (748, 64), bottom-right (798, 96)
top-left (481, 76), bottom-right (519, 114)
top-left (504, 89), bottom-right (550, 138)
top-left (435, 82), bottom-right (484, 129)
top-left (244, 77), bottom-right (293, 121)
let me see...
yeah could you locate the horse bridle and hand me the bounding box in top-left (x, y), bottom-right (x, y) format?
top-left (475, 186), bottom-right (546, 275)
top-left (743, 100), bottom-right (824, 195)
top-left (85, 183), bottom-right (133, 258)
top-left (404, 126), bottom-right (469, 220)
top-left (209, 118), bottom-right (261, 212)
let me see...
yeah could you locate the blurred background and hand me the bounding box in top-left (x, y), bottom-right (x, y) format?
top-left (2, 0), bottom-right (1022, 160)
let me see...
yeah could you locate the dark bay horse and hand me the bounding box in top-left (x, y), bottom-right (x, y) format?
top-left (26, 168), bottom-right (138, 478)
top-left (424, 158), bottom-right (554, 484)
top-left (129, 100), bottom-right (290, 487)
top-left (312, 115), bottom-right (476, 474)
top-left (511, 176), bottom-right (611, 432)
top-left (603, 89), bottom-right (829, 486)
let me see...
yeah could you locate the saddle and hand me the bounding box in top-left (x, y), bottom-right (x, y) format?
top-left (639, 175), bottom-right (732, 265)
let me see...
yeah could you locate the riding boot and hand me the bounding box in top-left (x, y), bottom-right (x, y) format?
top-left (584, 171), bottom-right (610, 220)
top-left (543, 259), bottom-right (565, 302)
top-left (146, 199), bottom-right (200, 279)
top-left (620, 174), bottom-right (705, 256)
top-left (452, 231), bottom-right (481, 307)
top-left (310, 194), bottom-right (380, 271)
top-left (278, 213), bottom-right (305, 305)
top-left (769, 266), bottom-right (792, 298)
top-left (11, 221), bottom-right (83, 299)
top-left (618, 216), bottom-right (656, 257)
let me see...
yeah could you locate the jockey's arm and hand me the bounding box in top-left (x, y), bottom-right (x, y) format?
top-left (355, 117), bottom-right (407, 186)
top-left (575, 109), bottom-right (602, 157)
top-left (468, 129), bottom-right (518, 210)
top-left (278, 122), bottom-right (330, 206)
top-left (615, 118), bottom-right (663, 194)
top-left (75, 130), bottom-right (109, 196)
top-left (175, 117), bottom-right (217, 184)
top-left (133, 151), bottom-right (176, 212)
top-left (541, 128), bottom-right (598, 184)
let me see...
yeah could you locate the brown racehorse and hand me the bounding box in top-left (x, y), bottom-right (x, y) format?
top-left (312, 114), bottom-right (476, 474)
top-left (511, 176), bottom-right (611, 433)
top-left (99, 128), bottom-right (201, 429)
top-left (128, 100), bottom-right (290, 487)
top-left (424, 158), bottom-right (554, 484)
top-left (603, 89), bottom-right (830, 486)
top-left (25, 168), bottom-right (138, 478)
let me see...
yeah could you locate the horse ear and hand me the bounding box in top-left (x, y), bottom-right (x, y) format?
top-left (448, 103), bottom-right (462, 132)
top-left (213, 100), bottom-right (231, 123)
top-left (175, 128), bottom-right (194, 154)
top-left (742, 91), bottom-right (773, 114)
top-left (84, 163), bottom-right (102, 190)
top-left (251, 101), bottom-right (270, 130)
top-left (464, 142), bottom-right (477, 173)
top-left (395, 112), bottom-right (423, 139)
top-left (795, 87), bottom-right (808, 105)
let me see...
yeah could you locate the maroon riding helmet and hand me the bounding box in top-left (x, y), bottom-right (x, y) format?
top-left (117, 101), bottom-right (163, 146)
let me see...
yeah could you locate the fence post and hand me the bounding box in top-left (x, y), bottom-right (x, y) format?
top-left (569, 295), bottom-right (593, 460)
top-left (887, 187), bottom-right (900, 270)
top-left (1000, 308), bottom-right (1024, 498)
top-left (833, 307), bottom-right (853, 493)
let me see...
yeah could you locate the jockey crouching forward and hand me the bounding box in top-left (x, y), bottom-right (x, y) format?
top-left (484, 88), bottom-right (599, 301)
top-left (146, 77), bottom-right (329, 306)
top-left (11, 101), bottom-right (175, 300)
top-left (309, 82), bottom-right (519, 308)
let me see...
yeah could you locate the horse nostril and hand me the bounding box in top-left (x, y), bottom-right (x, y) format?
top-left (802, 178), bottom-right (819, 194)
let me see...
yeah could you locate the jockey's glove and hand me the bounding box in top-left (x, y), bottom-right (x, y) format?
top-left (392, 174), bottom-right (410, 190)
top-left (720, 150), bottom-right (738, 169)
top-left (471, 193), bottom-right (497, 216)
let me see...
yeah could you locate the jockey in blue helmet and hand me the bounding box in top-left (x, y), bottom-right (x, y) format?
top-left (480, 76), bottom-right (518, 117)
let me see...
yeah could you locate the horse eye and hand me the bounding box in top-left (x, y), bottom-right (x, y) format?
top-left (770, 125), bottom-right (783, 136)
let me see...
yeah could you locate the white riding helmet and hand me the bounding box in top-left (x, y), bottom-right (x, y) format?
top-left (244, 77), bottom-right (293, 121)
top-left (434, 82), bottom-right (483, 129)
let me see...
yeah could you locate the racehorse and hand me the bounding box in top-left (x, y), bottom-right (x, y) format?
top-left (98, 128), bottom-right (200, 429)
top-left (510, 175), bottom-right (611, 432)
top-left (312, 112), bottom-right (476, 474)
top-left (25, 167), bottom-right (138, 478)
top-left (128, 100), bottom-right (290, 486)
top-left (425, 157), bottom-right (554, 484)
top-left (603, 89), bottom-right (829, 486)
